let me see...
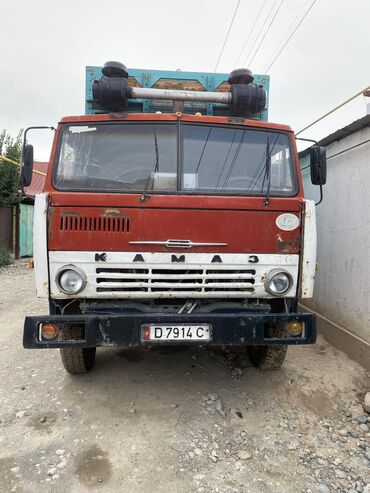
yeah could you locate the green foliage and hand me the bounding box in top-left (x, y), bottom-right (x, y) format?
top-left (0, 244), bottom-right (12, 268)
top-left (0, 129), bottom-right (23, 206)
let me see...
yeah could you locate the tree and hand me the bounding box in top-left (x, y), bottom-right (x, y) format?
top-left (0, 129), bottom-right (23, 206)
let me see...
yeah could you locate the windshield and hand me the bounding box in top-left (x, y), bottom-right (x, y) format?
top-left (55, 124), bottom-right (177, 190)
top-left (182, 125), bottom-right (294, 193)
top-left (54, 122), bottom-right (296, 195)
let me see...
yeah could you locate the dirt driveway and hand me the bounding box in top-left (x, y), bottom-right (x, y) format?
top-left (0, 261), bottom-right (369, 493)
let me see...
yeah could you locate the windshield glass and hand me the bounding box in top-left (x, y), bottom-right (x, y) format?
top-left (181, 125), bottom-right (294, 193)
top-left (54, 122), bottom-right (296, 195)
top-left (55, 124), bottom-right (177, 190)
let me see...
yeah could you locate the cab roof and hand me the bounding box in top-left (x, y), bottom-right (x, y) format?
top-left (59, 113), bottom-right (294, 133)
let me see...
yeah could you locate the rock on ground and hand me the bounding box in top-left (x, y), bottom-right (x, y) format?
top-left (363, 392), bottom-right (370, 414)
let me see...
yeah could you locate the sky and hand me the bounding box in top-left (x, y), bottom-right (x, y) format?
top-left (1, 0), bottom-right (370, 160)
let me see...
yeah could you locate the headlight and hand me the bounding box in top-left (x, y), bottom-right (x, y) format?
top-left (56, 266), bottom-right (86, 294)
top-left (265, 269), bottom-right (292, 295)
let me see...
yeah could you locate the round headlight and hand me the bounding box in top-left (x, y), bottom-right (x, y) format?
top-left (56, 266), bottom-right (86, 294)
top-left (265, 269), bottom-right (292, 295)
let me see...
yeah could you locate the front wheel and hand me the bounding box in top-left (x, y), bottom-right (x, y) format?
top-left (247, 323), bottom-right (287, 371)
top-left (60, 326), bottom-right (96, 374)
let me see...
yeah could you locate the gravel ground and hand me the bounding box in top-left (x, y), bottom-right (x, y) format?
top-left (0, 260), bottom-right (369, 493)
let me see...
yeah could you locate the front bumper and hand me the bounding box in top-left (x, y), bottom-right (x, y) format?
top-left (23, 312), bottom-right (316, 348)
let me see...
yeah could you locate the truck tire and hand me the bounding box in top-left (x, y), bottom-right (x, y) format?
top-left (59, 326), bottom-right (96, 374)
top-left (247, 323), bottom-right (287, 371)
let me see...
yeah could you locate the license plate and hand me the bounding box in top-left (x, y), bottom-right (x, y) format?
top-left (141, 324), bottom-right (211, 342)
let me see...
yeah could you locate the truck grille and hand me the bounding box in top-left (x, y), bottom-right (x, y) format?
top-left (95, 266), bottom-right (256, 298)
top-left (49, 252), bottom-right (299, 300)
top-left (60, 215), bottom-right (129, 233)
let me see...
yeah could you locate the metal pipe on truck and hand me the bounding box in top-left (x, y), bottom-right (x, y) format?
top-left (129, 87), bottom-right (232, 104)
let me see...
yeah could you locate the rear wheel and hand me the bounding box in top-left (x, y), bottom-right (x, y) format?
top-left (60, 326), bottom-right (96, 374)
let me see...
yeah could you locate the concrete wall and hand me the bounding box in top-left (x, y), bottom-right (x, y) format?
top-left (300, 126), bottom-right (370, 363)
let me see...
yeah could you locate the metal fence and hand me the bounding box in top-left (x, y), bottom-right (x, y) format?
top-left (0, 206), bottom-right (13, 250)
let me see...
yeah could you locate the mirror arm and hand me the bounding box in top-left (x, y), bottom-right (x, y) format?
top-left (315, 183), bottom-right (323, 206)
top-left (22, 126), bottom-right (56, 149)
top-left (295, 136), bottom-right (319, 145)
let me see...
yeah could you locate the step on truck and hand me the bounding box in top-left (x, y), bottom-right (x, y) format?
top-left (21, 61), bottom-right (326, 373)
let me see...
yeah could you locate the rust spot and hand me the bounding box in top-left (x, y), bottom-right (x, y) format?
top-left (47, 208), bottom-right (56, 239)
top-left (102, 209), bottom-right (128, 219)
top-left (61, 212), bottom-right (80, 218)
top-left (153, 79), bottom-right (206, 92)
top-left (277, 238), bottom-right (300, 253)
top-left (228, 117), bottom-right (245, 124)
top-left (43, 281), bottom-right (49, 295)
top-left (127, 76), bottom-right (142, 88)
top-left (109, 113), bottom-right (129, 120)
top-left (214, 81), bottom-right (231, 92)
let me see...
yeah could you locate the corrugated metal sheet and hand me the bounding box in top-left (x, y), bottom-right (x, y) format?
top-left (24, 162), bottom-right (48, 197)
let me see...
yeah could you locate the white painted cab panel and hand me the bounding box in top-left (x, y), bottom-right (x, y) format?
top-left (33, 193), bottom-right (49, 298)
top-left (301, 200), bottom-right (317, 298)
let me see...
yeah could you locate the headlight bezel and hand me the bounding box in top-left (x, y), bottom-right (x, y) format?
top-left (264, 269), bottom-right (293, 296)
top-left (55, 265), bottom-right (87, 294)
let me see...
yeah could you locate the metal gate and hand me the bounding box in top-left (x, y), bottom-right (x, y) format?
top-left (19, 204), bottom-right (34, 257)
top-left (0, 206), bottom-right (13, 250)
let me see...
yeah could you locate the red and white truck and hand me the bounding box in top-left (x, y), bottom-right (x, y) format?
top-left (21, 61), bottom-right (326, 373)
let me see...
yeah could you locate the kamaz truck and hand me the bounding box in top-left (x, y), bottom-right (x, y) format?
top-left (21, 61), bottom-right (326, 373)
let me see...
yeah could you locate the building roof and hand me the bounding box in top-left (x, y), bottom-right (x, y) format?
top-left (318, 114), bottom-right (370, 147)
top-left (24, 162), bottom-right (48, 198)
top-left (299, 114), bottom-right (370, 158)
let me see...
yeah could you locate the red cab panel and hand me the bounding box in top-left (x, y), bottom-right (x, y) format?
top-left (48, 206), bottom-right (301, 254)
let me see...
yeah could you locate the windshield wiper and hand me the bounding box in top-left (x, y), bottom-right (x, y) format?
top-left (140, 126), bottom-right (159, 202)
top-left (262, 137), bottom-right (271, 206)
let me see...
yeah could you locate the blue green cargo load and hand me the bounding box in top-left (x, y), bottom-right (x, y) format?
top-left (85, 65), bottom-right (270, 120)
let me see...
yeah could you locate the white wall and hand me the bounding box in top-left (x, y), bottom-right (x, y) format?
top-left (301, 126), bottom-right (370, 344)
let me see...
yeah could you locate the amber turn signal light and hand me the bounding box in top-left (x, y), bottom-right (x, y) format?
top-left (287, 321), bottom-right (303, 336)
top-left (142, 326), bottom-right (150, 341)
top-left (40, 323), bottom-right (58, 340)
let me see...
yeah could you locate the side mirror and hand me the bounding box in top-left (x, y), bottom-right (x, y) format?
top-left (20, 144), bottom-right (34, 187)
top-left (310, 146), bottom-right (327, 185)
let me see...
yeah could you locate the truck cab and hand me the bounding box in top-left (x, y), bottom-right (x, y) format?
top-left (21, 62), bottom-right (326, 373)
